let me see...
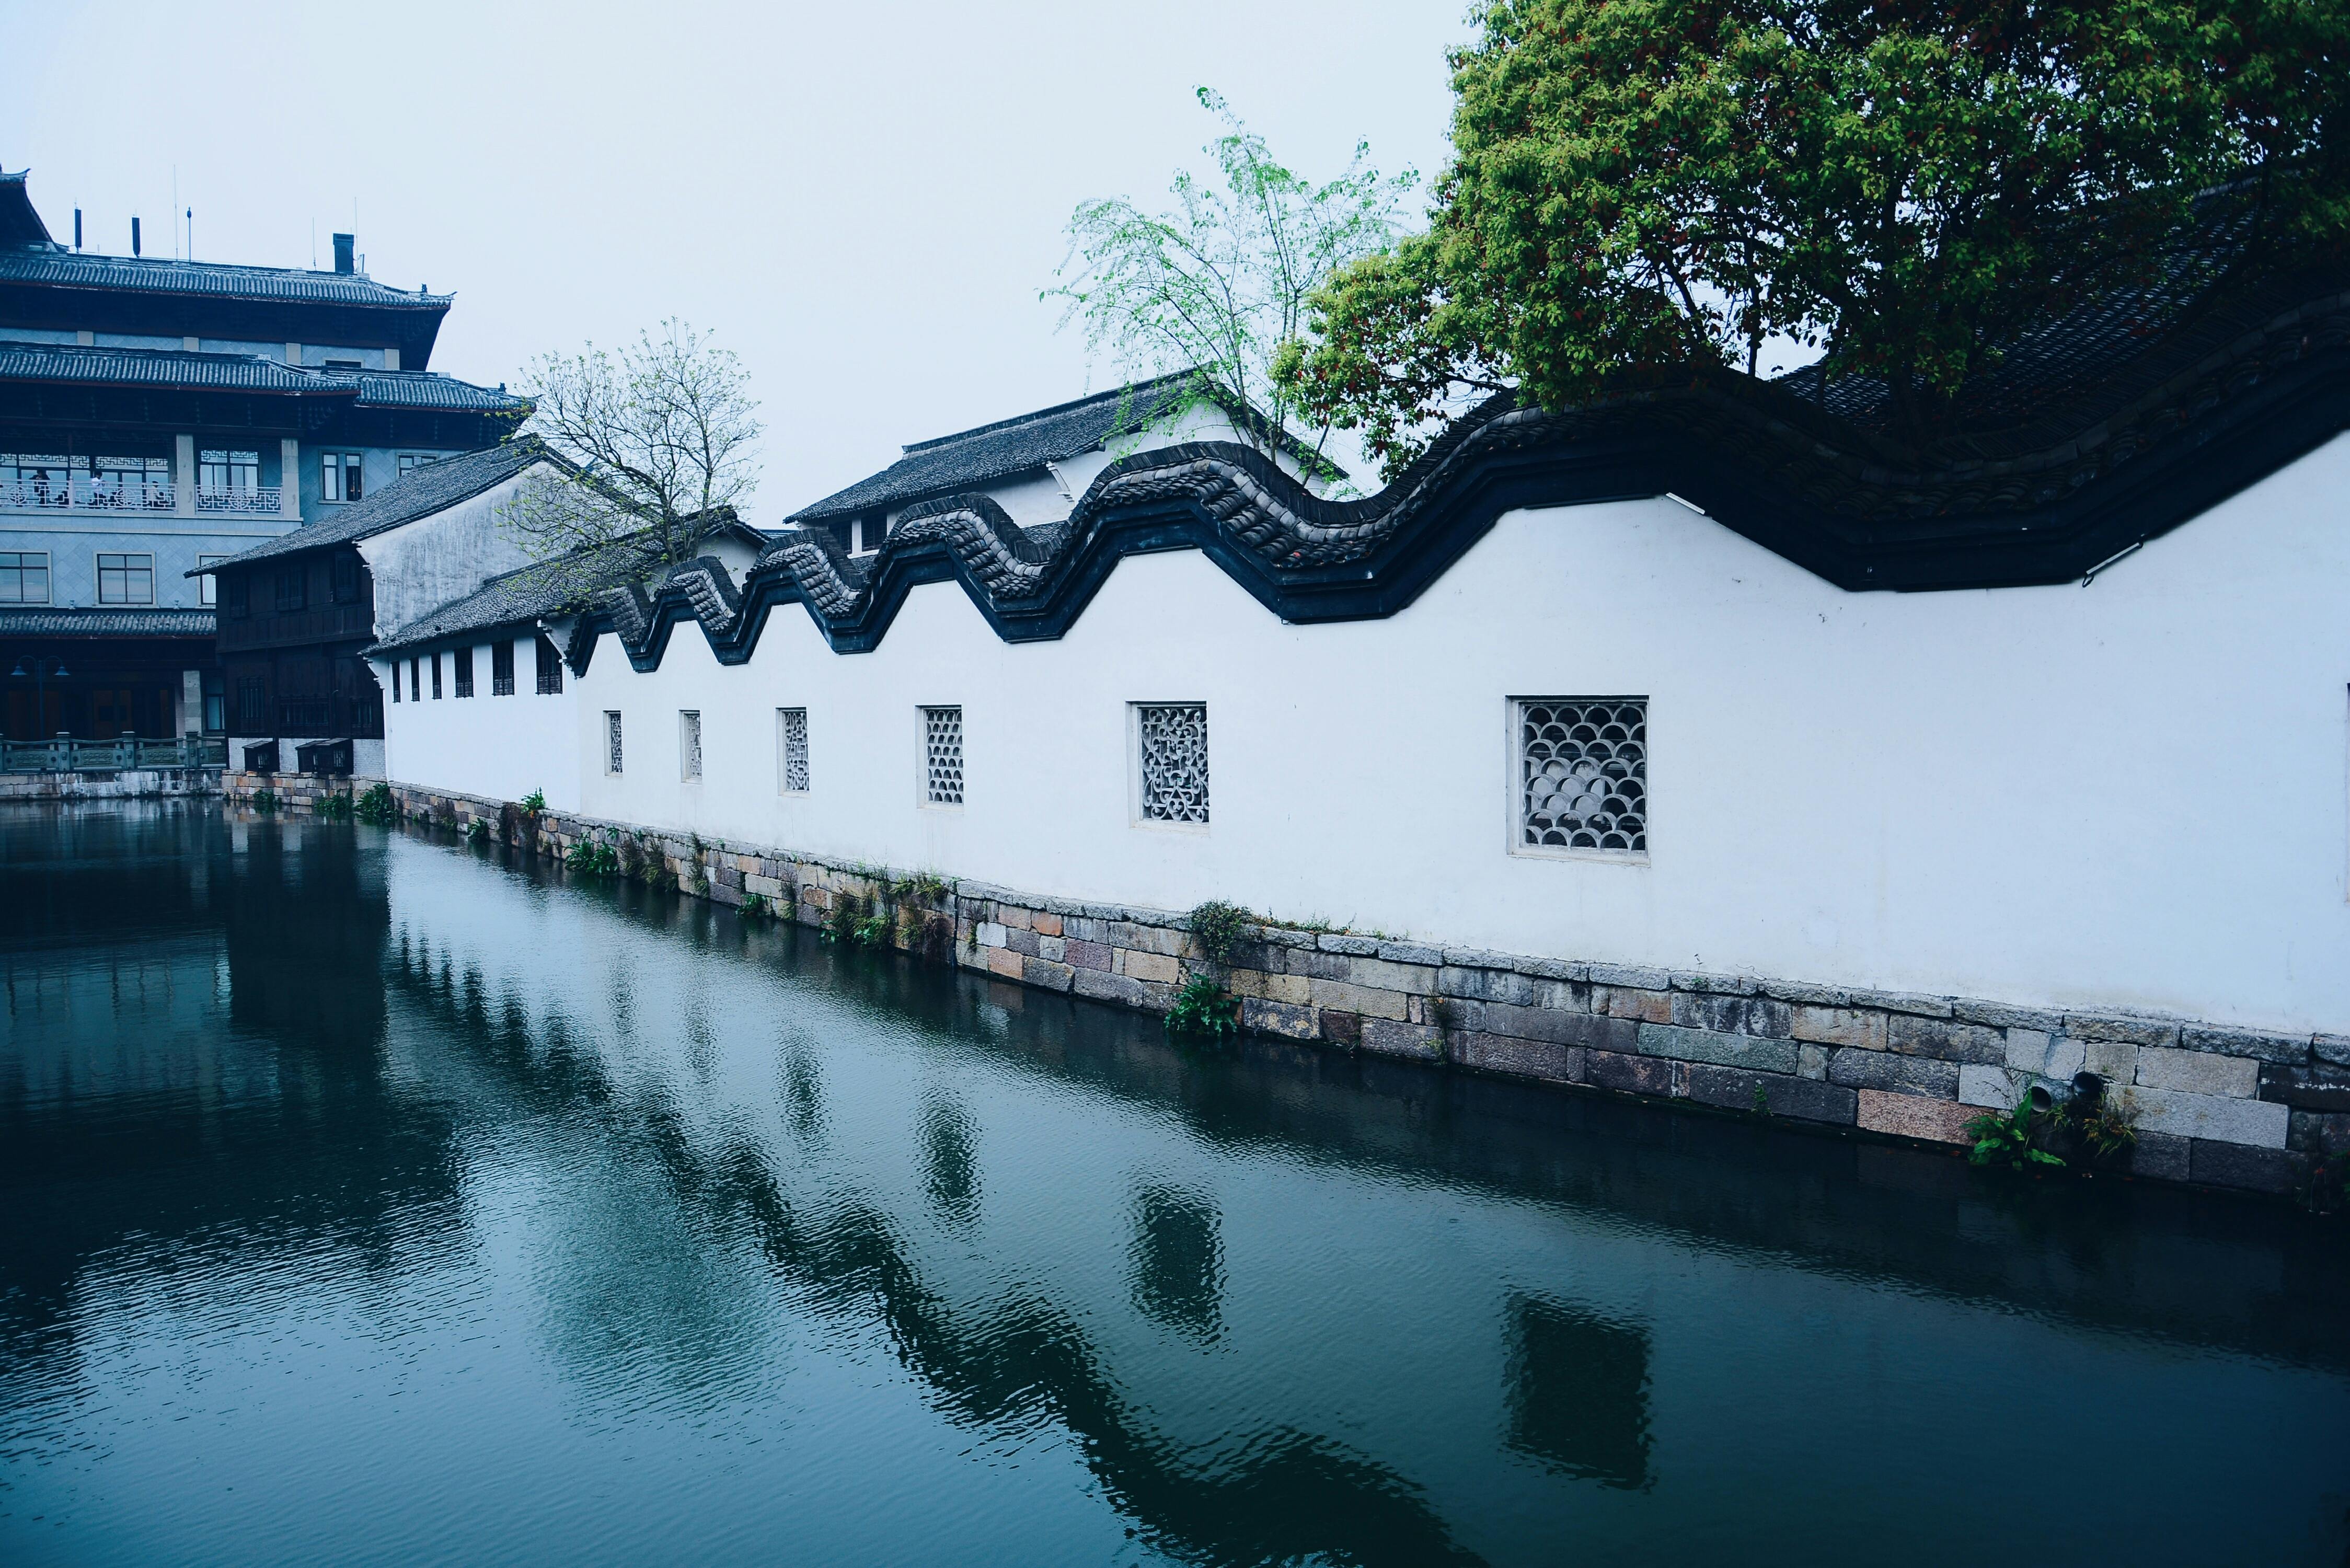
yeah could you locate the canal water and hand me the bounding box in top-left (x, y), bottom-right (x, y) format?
top-left (3, 806), bottom-right (2346, 1567)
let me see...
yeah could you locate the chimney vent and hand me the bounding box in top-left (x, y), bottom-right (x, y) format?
top-left (132, 215), bottom-right (141, 256)
top-left (332, 232), bottom-right (355, 273)
top-left (73, 209), bottom-right (80, 250)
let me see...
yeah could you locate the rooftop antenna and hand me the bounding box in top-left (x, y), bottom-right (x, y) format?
top-left (186, 206), bottom-right (193, 261)
top-left (132, 215), bottom-right (141, 257)
top-left (72, 208), bottom-right (80, 250)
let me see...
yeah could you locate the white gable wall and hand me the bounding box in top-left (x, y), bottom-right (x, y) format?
top-left (355, 463), bottom-right (550, 636)
top-left (384, 433), bottom-right (2350, 1034)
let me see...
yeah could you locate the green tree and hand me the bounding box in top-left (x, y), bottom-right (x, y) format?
top-left (502, 319), bottom-right (761, 586)
top-left (1050, 88), bottom-right (1418, 483)
top-left (1281, 0), bottom-right (2350, 473)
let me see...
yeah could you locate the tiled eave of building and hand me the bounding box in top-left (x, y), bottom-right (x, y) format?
top-left (0, 342), bottom-right (525, 414)
top-left (535, 267), bottom-right (2350, 676)
top-left (0, 607), bottom-right (217, 638)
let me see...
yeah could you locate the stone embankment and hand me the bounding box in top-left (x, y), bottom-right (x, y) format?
top-left (238, 775), bottom-right (2350, 1202)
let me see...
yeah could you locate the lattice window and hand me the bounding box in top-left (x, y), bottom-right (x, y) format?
top-left (922, 706), bottom-right (963, 805)
top-left (1135, 703), bottom-right (1209, 824)
top-left (778, 708), bottom-right (809, 794)
top-left (1517, 698), bottom-right (1648, 855)
top-left (681, 711), bottom-right (702, 780)
top-left (605, 710), bottom-right (624, 775)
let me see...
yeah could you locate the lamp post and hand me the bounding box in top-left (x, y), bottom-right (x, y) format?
top-left (8, 655), bottom-right (70, 741)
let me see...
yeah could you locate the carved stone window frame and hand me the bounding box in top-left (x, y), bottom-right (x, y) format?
top-left (919, 705), bottom-right (963, 809)
top-left (1506, 695), bottom-right (1650, 864)
top-left (1129, 700), bottom-right (1209, 832)
top-left (777, 707), bottom-right (810, 796)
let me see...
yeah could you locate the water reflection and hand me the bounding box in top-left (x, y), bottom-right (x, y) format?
top-left (1131, 1184), bottom-right (1224, 1343)
top-left (1505, 1295), bottom-right (1651, 1491)
top-left (3, 804), bottom-right (2347, 1568)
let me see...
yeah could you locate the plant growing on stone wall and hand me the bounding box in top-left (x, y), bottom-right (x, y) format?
top-left (567, 833), bottom-right (620, 878)
top-left (1185, 901), bottom-right (1253, 967)
top-left (900, 872), bottom-right (951, 907)
top-left (250, 788), bottom-right (278, 814)
top-left (2065, 1092), bottom-right (2139, 1166)
top-left (354, 782), bottom-right (400, 825)
top-left (519, 789), bottom-right (546, 816)
top-left (1165, 975), bottom-right (1240, 1042)
top-left (465, 817), bottom-right (489, 846)
top-left (855, 909), bottom-right (894, 948)
top-left (741, 891), bottom-right (770, 920)
top-left (1965, 1103), bottom-right (2064, 1172)
top-left (316, 792), bottom-right (354, 822)
top-left (823, 893), bottom-right (863, 946)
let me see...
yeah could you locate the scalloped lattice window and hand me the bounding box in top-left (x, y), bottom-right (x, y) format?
top-left (923, 706), bottom-right (963, 805)
top-left (1517, 698), bottom-right (1646, 855)
top-left (1136, 703), bottom-right (1209, 824)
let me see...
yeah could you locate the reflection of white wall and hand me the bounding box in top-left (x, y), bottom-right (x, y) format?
top-left (384, 434), bottom-right (2350, 1034)
top-left (355, 464), bottom-right (550, 636)
top-left (375, 638), bottom-right (579, 812)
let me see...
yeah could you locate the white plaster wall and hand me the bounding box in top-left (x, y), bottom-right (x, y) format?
top-left (355, 466), bottom-right (548, 634)
top-left (395, 435), bottom-right (2350, 1033)
top-left (375, 640), bottom-right (580, 811)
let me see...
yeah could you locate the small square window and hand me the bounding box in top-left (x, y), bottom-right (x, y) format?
top-left (605, 711), bottom-right (624, 775)
top-left (320, 452), bottom-right (364, 503)
top-left (97, 552), bottom-right (154, 605)
top-left (197, 555), bottom-right (226, 606)
top-left (681, 710), bottom-right (702, 781)
top-left (921, 706), bottom-right (962, 805)
top-left (1515, 697), bottom-right (1648, 857)
top-left (778, 707), bottom-right (809, 794)
top-left (1134, 702), bottom-right (1209, 825)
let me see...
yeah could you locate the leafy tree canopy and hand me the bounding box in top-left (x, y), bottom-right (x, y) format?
top-left (1051, 88), bottom-right (1417, 486)
top-left (1279, 0), bottom-right (2350, 472)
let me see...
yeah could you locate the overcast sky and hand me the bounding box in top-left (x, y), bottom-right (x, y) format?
top-left (2, 1), bottom-right (1468, 521)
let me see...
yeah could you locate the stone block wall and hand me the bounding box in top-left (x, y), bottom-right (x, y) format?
top-left (222, 770), bottom-right (358, 814)
top-left (328, 782), bottom-right (2347, 1201)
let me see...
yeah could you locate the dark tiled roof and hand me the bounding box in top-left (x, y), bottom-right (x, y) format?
top-left (365, 535), bottom-right (661, 655)
top-left (0, 607), bottom-right (215, 637)
top-left (0, 341), bottom-right (528, 412)
top-left (193, 439), bottom-right (556, 573)
top-left (0, 246), bottom-right (450, 311)
top-left (0, 171), bottom-right (49, 247)
top-left (790, 373), bottom-right (1201, 522)
top-left (0, 341), bottom-right (326, 392)
top-left (352, 368), bottom-right (527, 412)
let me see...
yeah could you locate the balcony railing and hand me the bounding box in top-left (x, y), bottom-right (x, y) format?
top-left (1, 477), bottom-right (178, 512)
top-left (197, 485), bottom-right (284, 515)
top-left (1, 735), bottom-right (228, 774)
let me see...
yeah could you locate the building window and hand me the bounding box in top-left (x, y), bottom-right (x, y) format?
top-left (491, 639), bottom-right (515, 696)
top-left (0, 550), bottom-right (49, 604)
top-left (921, 705), bottom-right (963, 805)
top-left (1, 453), bottom-right (72, 508)
top-left (390, 663), bottom-right (400, 703)
top-left (331, 552), bottom-right (360, 603)
top-left (681, 710), bottom-right (703, 781)
top-left (225, 574), bottom-right (248, 616)
top-left (430, 653), bottom-right (442, 700)
top-left (397, 453), bottom-right (440, 477)
top-left (1516, 698), bottom-right (1648, 856)
top-left (197, 555), bottom-right (226, 606)
top-left (199, 449), bottom-right (260, 497)
top-left (237, 677), bottom-right (266, 729)
top-left (273, 566), bottom-right (306, 613)
top-left (320, 452), bottom-right (364, 503)
top-left (778, 708), bottom-right (809, 794)
top-left (90, 455), bottom-right (171, 509)
top-left (535, 633), bottom-right (563, 694)
top-left (453, 647), bottom-right (474, 698)
top-left (203, 673), bottom-right (224, 733)
top-left (408, 658), bottom-right (420, 703)
top-left (97, 552), bottom-right (154, 605)
top-left (605, 711), bottom-right (624, 775)
top-left (1134, 702), bottom-right (1209, 825)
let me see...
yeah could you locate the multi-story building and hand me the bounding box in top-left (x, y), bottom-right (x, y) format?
top-left (0, 166), bottom-right (524, 746)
